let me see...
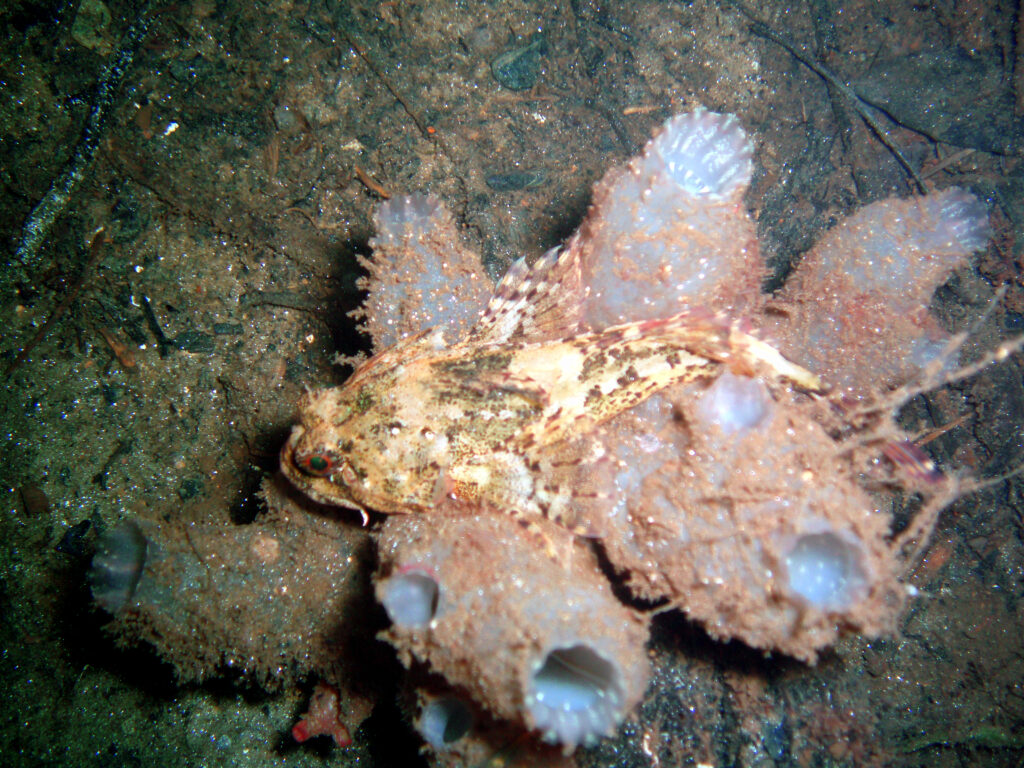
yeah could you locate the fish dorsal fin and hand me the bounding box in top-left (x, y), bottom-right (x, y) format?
top-left (528, 434), bottom-right (611, 538)
top-left (468, 238), bottom-right (585, 344)
top-left (346, 326), bottom-right (445, 387)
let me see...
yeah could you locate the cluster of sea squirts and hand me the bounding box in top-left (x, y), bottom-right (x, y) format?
top-left (91, 111), bottom-right (1009, 760)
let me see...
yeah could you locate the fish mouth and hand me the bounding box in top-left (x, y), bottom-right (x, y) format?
top-left (279, 425), bottom-right (302, 472)
top-left (279, 425), bottom-right (315, 495)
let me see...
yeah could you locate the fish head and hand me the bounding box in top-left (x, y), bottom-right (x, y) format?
top-left (281, 385), bottom-right (382, 513)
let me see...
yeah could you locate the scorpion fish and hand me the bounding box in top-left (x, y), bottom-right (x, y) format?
top-left (281, 244), bottom-right (822, 533)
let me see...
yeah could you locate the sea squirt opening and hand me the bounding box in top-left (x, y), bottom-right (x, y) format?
top-left (784, 531), bottom-right (869, 611)
top-left (651, 110), bottom-right (752, 198)
top-left (695, 371), bottom-right (773, 433)
top-left (89, 519), bottom-right (148, 614)
top-left (527, 644), bottom-right (625, 747)
top-left (417, 696), bottom-right (474, 748)
top-left (380, 569), bottom-right (440, 628)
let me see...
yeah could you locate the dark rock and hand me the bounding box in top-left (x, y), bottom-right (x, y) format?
top-left (173, 330), bottom-right (215, 354)
top-left (177, 476), bottom-right (204, 501)
top-left (491, 34), bottom-right (548, 91)
top-left (57, 518), bottom-right (92, 556)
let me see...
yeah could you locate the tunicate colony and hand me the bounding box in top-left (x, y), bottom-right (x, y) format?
top-left (90, 111), bottom-right (997, 760)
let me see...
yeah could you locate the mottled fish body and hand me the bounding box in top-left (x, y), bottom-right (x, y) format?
top-left (282, 246), bottom-right (820, 531)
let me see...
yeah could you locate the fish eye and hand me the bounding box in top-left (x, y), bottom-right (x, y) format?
top-left (296, 450), bottom-right (337, 477)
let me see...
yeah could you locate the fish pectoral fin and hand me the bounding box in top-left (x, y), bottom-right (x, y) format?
top-left (527, 436), bottom-right (612, 539)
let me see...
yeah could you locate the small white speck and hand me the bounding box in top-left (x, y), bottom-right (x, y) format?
top-left (163, 121), bottom-right (180, 136)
